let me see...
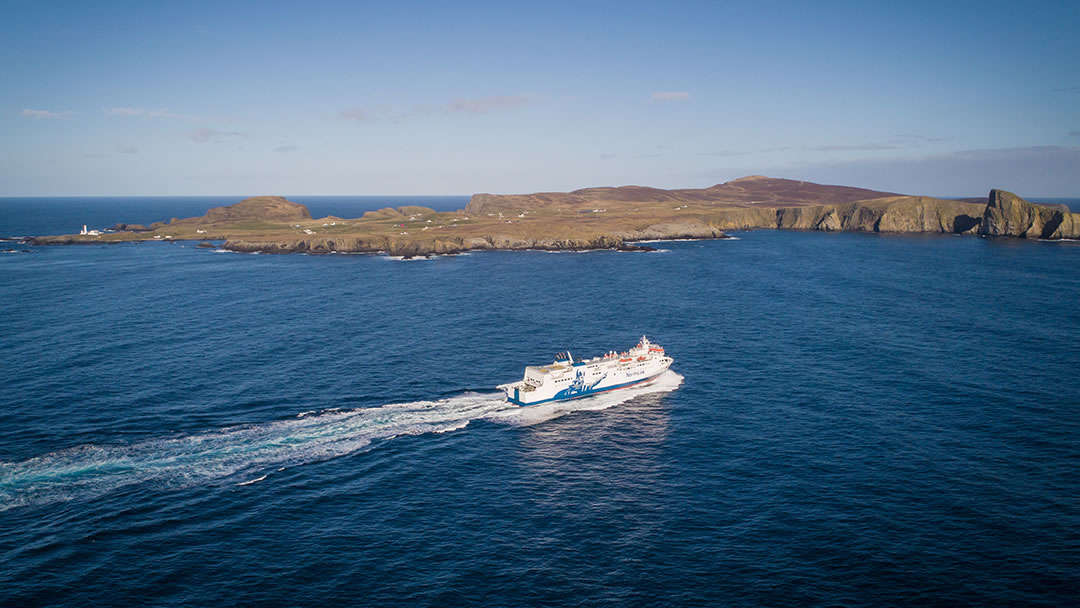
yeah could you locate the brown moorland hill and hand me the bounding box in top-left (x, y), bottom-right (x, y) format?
top-left (187, 196), bottom-right (312, 224)
top-left (466, 176), bottom-right (903, 214)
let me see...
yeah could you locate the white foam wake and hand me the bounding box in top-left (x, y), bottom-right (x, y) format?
top-left (0, 372), bottom-right (682, 512)
top-left (237, 474), bottom-right (267, 486)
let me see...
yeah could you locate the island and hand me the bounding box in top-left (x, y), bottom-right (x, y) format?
top-left (28, 177), bottom-right (1080, 256)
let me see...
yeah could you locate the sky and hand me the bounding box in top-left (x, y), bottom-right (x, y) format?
top-left (2, 0), bottom-right (1078, 197)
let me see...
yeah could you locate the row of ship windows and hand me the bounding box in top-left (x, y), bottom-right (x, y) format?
top-left (577, 362), bottom-right (649, 372)
top-left (552, 363), bottom-right (649, 383)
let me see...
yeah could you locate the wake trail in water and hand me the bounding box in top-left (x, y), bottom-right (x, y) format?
top-left (0, 372), bottom-right (682, 512)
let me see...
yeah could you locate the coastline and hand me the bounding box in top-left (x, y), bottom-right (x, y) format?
top-left (24, 178), bottom-right (1080, 256)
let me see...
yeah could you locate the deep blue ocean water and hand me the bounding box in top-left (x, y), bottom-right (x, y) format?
top-left (2, 198), bottom-right (1079, 606)
top-left (0, 195), bottom-right (469, 239)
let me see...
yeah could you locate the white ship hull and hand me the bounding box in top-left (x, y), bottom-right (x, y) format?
top-left (498, 336), bottom-right (673, 406)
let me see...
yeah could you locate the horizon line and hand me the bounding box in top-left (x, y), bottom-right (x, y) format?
top-left (3, 192), bottom-right (1079, 200)
top-left (0, 193), bottom-right (473, 199)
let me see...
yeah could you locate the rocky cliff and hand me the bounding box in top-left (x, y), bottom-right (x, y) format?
top-left (700, 192), bottom-right (1076, 238)
top-left (698, 196), bottom-right (986, 234)
top-left (980, 189), bottom-right (1080, 239)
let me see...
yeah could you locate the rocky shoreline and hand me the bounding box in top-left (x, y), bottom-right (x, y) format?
top-left (219, 238), bottom-right (663, 257)
top-left (217, 225), bottom-right (726, 256)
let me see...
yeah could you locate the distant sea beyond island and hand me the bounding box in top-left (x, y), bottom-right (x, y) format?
top-left (16, 177), bottom-right (1080, 257)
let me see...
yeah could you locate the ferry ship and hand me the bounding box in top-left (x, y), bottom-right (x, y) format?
top-left (498, 336), bottom-right (673, 406)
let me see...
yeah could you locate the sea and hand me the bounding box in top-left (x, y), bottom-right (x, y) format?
top-left (2, 196), bottom-right (1079, 607)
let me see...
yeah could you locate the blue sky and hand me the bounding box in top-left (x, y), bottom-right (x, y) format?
top-left (3, 0), bottom-right (1078, 196)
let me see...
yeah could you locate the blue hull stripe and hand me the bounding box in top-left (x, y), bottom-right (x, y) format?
top-left (507, 372), bottom-right (665, 406)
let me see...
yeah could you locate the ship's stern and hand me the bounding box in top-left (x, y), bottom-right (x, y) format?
top-left (497, 381), bottom-right (527, 406)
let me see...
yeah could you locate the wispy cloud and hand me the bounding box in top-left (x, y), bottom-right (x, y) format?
top-left (1069, 130), bottom-right (1080, 137)
top-left (803, 143), bottom-right (900, 152)
top-left (650, 91), bottom-right (690, 102)
top-left (106, 106), bottom-right (243, 123)
top-left (340, 104), bottom-right (439, 123)
top-left (339, 107), bottom-right (368, 121)
top-left (700, 150), bottom-right (749, 157)
top-left (82, 144), bottom-right (139, 159)
top-left (447, 95), bottom-right (529, 114)
top-left (707, 146), bottom-right (1080, 197)
top-left (894, 133), bottom-right (948, 143)
top-left (187, 128), bottom-right (247, 143)
top-left (597, 153), bottom-right (617, 160)
top-left (945, 145), bottom-right (1079, 162)
top-left (394, 104), bottom-right (437, 122)
top-left (105, 107), bottom-right (185, 119)
top-left (21, 108), bottom-right (72, 119)
top-left (340, 95), bottom-right (532, 123)
top-left (274, 145), bottom-right (299, 153)
top-left (803, 134), bottom-right (949, 152)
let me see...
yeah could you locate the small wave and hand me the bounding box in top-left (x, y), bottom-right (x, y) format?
top-left (540, 249), bottom-right (603, 254)
top-left (212, 249), bottom-right (266, 255)
top-left (631, 237), bottom-right (737, 244)
top-left (237, 474), bottom-right (267, 486)
top-left (0, 372), bottom-right (682, 512)
top-left (384, 252), bottom-right (470, 261)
